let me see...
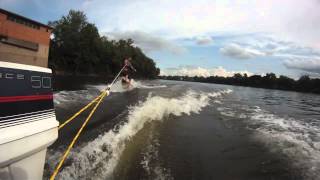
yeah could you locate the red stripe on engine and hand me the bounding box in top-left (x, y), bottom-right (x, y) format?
top-left (0, 94), bottom-right (53, 103)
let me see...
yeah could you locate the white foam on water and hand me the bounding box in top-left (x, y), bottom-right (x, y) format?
top-left (85, 81), bottom-right (130, 93)
top-left (239, 113), bottom-right (247, 119)
top-left (217, 107), bottom-right (237, 118)
top-left (50, 89), bottom-right (232, 179)
top-left (249, 108), bottom-right (320, 179)
top-left (135, 81), bottom-right (167, 89)
top-left (54, 81), bottom-right (168, 107)
top-left (86, 80), bottom-right (167, 93)
top-left (140, 129), bottom-right (173, 180)
top-left (208, 89), bottom-right (232, 98)
top-left (213, 100), bottom-right (222, 104)
top-left (214, 101), bottom-right (320, 179)
top-left (54, 90), bottom-right (96, 106)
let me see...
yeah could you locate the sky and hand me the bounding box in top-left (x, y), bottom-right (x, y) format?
top-left (2, 0), bottom-right (320, 78)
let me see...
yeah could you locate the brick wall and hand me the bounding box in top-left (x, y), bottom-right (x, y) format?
top-left (0, 13), bottom-right (51, 45)
top-left (0, 43), bottom-right (49, 67)
top-left (0, 12), bottom-right (51, 68)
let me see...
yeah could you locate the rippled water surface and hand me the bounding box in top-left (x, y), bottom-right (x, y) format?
top-left (45, 80), bottom-right (320, 180)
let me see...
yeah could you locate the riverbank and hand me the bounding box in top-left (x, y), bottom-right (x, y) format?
top-left (159, 76), bottom-right (320, 95)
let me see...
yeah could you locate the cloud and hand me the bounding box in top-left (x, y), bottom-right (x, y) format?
top-left (220, 43), bottom-right (266, 59)
top-left (284, 58), bottom-right (320, 74)
top-left (160, 66), bottom-right (253, 77)
top-left (80, 0), bottom-right (320, 50)
top-left (195, 36), bottom-right (213, 45)
top-left (4, 0), bottom-right (320, 78)
top-left (104, 31), bottom-right (186, 54)
top-left (218, 34), bottom-right (320, 61)
top-left (162, 67), bottom-right (211, 77)
top-left (3, 0), bottom-right (320, 50)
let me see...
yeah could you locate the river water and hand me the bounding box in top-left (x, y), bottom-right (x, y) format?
top-left (44, 80), bottom-right (320, 180)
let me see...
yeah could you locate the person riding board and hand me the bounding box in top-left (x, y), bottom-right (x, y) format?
top-left (121, 57), bottom-right (136, 86)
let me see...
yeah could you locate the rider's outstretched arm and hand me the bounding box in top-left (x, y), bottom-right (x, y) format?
top-left (129, 63), bottom-right (136, 72)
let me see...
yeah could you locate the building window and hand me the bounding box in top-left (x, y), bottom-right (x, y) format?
top-left (0, 36), bottom-right (39, 51)
top-left (7, 15), bottom-right (40, 30)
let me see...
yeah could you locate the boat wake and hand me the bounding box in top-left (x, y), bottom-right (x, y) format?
top-left (53, 80), bottom-right (167, 106)
top-left (250, 107), bottom-right (320, 180)
top-left (87, 80), bottom-right (167, 93)
top-left (46, 89), bottom-right (232, 179)
top-left (140, 125), bottom-right (173, 180)
top-left (216, 104), bottom-right (320, 180)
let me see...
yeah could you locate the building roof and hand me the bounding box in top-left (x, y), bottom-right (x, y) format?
top-left (0, 8), bottom-right (53, 30)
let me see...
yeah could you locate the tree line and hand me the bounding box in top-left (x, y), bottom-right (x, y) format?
top-left (160, 73), bottom-right (320, 94)
top-left (48, 10), bottom-right (160, 79)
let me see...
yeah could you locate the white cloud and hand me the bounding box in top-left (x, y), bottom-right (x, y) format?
top-left (81, 0), bottom-right (320, 50)
top-left (284, 58), bottom-right (320, 74)
top-left (104, 30), bottom-right (186, 54)
top-left (160, 66), bottom-right (252, 77)
top-left (4, 0), bottom-right (320, 78)
top-left (4, 0), bottom-right (320, 51)
top-left (220, 43), bottom-right (266, 59)
top-left (162, 67), bottom-right (211, 77)
top-left (195, 36), bottom-right (213, 45)
top-left (218, 34), bottom-right (320, 62)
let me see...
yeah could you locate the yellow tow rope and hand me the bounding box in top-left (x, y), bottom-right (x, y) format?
top-left (58, 93), bottom-right (103, 130)
top-left (50, 66), bottom-right (126, 179)
top-left (50, 90), bottom-right (108, 180)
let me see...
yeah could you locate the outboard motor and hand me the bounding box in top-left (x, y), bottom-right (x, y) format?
top-left (0, 62), bottom-right (59, 180)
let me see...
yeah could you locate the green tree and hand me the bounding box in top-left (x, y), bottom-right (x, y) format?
top-left (48, 10), bottom-right (159, 78)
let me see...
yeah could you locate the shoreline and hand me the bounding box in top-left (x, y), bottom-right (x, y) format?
top-left (159, 78), bottom-right (320, 96)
